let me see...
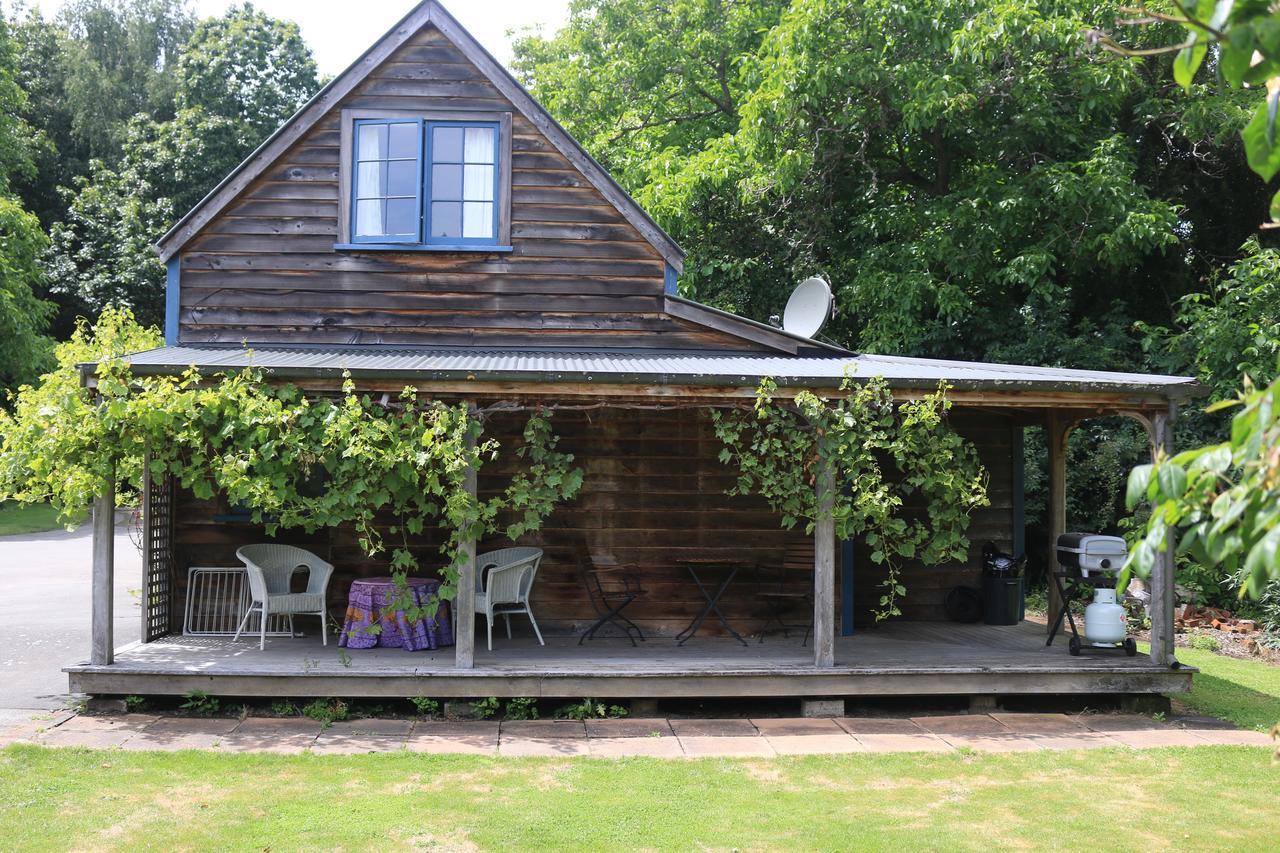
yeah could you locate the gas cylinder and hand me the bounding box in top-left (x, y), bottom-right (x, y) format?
top-left (1083, 588), bottom-right (1127, 645)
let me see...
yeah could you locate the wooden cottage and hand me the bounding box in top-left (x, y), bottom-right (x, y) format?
top-left (68, 1), bottom-right (1200, 707)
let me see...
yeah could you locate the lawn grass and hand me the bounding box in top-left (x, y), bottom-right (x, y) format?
top-left (0, 745), bottom-right (1276, 851)
top-left (0, 501), bottom-right (77, 537)
top-left (1173, 646), bottom-right (1280, 731)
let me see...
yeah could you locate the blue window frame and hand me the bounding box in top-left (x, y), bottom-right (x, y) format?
top-left (351, 119), bottom-right (423, 244)
top-left (347, 118), bottom-right (502, 249)
top-left (424, 120), bottom-right (500, 246)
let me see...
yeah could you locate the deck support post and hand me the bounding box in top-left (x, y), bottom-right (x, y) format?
top-left (1148, 404), bottom-right (1178, 667)
top-left (91, 464), bottom-right (116, 666)
top-left (813, 458), bottom-right (836, 668)
top-left (455, 414), bottom-right (477, 670)
top-left (1045, 412), bottom-right (1071, 634)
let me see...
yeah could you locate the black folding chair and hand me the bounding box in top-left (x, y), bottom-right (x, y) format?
top-left (755, 539), bottom-right (815, 645)
top-left (577, 547), bottom-right (647, 646)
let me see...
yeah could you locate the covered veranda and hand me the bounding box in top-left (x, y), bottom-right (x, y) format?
top-left (69, 346), bottom-right (1203, 702)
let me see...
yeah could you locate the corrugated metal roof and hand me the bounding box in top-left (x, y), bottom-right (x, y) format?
top-left (99, 345), bottom-right (1203, 399)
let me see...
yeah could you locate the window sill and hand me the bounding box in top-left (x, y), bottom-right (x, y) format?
top-left (333, 242), bottom-right (513, 253)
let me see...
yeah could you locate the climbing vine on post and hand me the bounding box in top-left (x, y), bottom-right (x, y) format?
top-left (0, 308), bottom-right (584, 630)
top-left (712, 377), bottom-right (989, 620)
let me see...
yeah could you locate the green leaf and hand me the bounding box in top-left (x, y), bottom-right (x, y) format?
top-left (1156, 463), bottom-right (1189, 500)
top-left (1242, 88), bottom-right (1280, 182)
top-left (1173, 36), bottom-right (1207, 92)
top-left (1126, 464), bottom-right (1154, 510)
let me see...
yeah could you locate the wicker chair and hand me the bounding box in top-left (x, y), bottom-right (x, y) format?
top-left (475, 547), bottom-right (544, 651)
top-left (234, 544), bottom-right (334, 650)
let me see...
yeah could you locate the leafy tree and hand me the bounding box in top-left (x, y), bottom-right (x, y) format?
top-left (55, 0), bottom-right (193, 161)
top-left (0, 13), bottom-right (53, 391)
top-left (43, 3), bottom-right (319, 328)
top-left (1140, 238), bottom-right (1280, 399)
top-left (175, 2), bottom-right (319, 140)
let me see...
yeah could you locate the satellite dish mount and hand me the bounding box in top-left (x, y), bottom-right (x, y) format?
top-left (781, 275), bottom-right (834, 339)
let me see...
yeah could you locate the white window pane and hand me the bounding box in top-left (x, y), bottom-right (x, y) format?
top-left (388, 122), bottom-right (418, 159)
top-left (357, 124), bottom-right (386, 159)
top-left (431, 164), bottom-right (462, 200)
top-left (387, 160), bottom-right (417, 195)
top-left (464, 127), bottom-right (495, 164)
top-left (385, 198), bottom-right (417, 235)
top-left (355, 199), bottom-right (384, 237)
top-left (431, 202), bottom-right (462, 238)
top-left (432, 127), bottom-right (463, 162)
top-left (463, 202), bottom-right (493, 238)
top-left (463, 164), bottom-right (493, 201)
top-left (356, 161), bottom-right (384, 198)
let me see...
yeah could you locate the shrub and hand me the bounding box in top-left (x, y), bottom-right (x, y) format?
top-left (300, 698), bottom-right (349, 726)
top-left (180, 690), bottom-right (220, 716)
top-left (409, 697), bottom-right (439, 717)
top-left (504, 698), bottom-right (538, 720)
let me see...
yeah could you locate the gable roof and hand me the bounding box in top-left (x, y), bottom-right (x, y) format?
top-left (152, 0), bottom-right (685, 271)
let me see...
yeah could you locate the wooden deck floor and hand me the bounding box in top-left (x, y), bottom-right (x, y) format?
top-left (66, 621), bottom-right (1193, 699)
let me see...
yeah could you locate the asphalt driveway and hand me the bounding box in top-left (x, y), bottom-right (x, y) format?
top-left (0, 517), bottom-right (141, 714)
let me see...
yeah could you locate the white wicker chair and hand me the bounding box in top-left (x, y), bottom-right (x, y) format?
top-left (234, 544), bottom-right (334, 650)
top-left (475, 547), bottom-right (544, 651)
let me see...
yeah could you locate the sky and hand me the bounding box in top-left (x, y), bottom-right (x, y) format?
top-left (19, 0), bottom-right (573, 72)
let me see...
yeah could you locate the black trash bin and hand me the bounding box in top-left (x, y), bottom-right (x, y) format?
top-left (981, 542), bottom-right (1025, 626)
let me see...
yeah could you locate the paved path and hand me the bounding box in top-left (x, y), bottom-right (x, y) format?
top-left (1, 711), bottom-right (1272, 756)
top-left (0, 520), bottom-right (142, 711)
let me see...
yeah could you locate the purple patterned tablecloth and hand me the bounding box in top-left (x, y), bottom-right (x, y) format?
top-left (338, 577), bottom-right (454, 651)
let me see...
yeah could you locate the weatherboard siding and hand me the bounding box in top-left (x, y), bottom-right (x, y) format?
top-left (175, 26), bottom-right (754, 351)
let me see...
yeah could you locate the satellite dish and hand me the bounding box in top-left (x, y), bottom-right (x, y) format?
top-left (782, 276), bottom-right (833, 339)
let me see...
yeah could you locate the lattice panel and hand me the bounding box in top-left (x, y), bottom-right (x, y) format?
top-left (142, 465), bottom-right (175, 641)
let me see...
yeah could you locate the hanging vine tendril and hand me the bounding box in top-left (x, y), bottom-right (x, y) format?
top-left (712, 377), bottom-right (989, 620)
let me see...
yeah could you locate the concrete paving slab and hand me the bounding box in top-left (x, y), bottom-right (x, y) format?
top-left (766, 734), bottom-right (864, 755)
top-left (311, 734), bottom-right (408, 754)
top-left (144, 717), bottom-right (240, 736)
top-left (837, 717), bottom-right (926, 736)
top-left (498, 737), bottom-right (591, 757)
top-left (851, 732), bottom-right (953, 753)
top-left (587, 737), bottom-right (685, 758)
top-left (677, 736), bottom-right (776, 758)
top-left (584, 718), bottom-right (673, 738)
top-left (912, 714), bottom-right (1010, 736)
top-left (36, 727), bottom-right (136, 749)
top-left (327, 718), bottom-right (413, 737)
top-left (1104, 728), bottom-right (1223, 748)
top-left (57, 713), bottom-right (158, 733)
top-left (991, 713), bottom-right (1088, 735)
top-left (403, 733), bottom-right (497, 755)
top-left (938, 734), bottom-right (1043, 752)
top-left (412, 721), bottom-right (500, 738)
top-left (669, 718), bottom-right (758, 737)
top-left (1024, 732), bottom-right (1122, 750)
top-left (500, 720), bottom-right (586, 738)
top-left (751, 718), bottom-right (842, 736)
top-left (234, 717), bottom-right (324, 737)
top-left (217, 717), bottom-right (321, 753)
top-left (1075, 714), bottom-right (1167, 732)
top-left (1184, 729), bottom-right (1275, 746)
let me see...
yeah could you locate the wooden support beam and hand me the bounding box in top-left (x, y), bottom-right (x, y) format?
top-left (1148, 405), bottom-right (1177, 667)
top-left (91, 467), bottom-right (116, 666)
top-left (454, 414), bottom-right (478, 670)
top-left (813, 460), bottom-right (836, 668)
top-left (1045, 413), bottom-right (1070, 634)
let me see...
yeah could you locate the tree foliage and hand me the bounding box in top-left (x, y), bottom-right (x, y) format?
top-left (39, 2), bottom-right (320, 328)
top-left (713, 378), bottom-right (989, 618)
top-left (175, 2), bottom-right (319, 140)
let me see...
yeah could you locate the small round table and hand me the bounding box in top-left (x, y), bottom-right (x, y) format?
top-left (338, 577), bottom-right (454, 651)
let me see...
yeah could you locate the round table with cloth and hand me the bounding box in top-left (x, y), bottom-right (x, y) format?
top-left (338, 577), bottom-right (454, 651)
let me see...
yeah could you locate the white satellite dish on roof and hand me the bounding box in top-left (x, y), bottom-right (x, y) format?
top-left (781, 275), bottom-right (834, 339)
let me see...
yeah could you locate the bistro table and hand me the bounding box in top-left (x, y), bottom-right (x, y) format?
top-left (674, 559), bottom-right (749, 646)
top-left (338, 577), bottom-right (454, 651)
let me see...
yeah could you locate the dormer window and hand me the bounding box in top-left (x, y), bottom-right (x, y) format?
top-left (338, 110), bottom-right (511, 251)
